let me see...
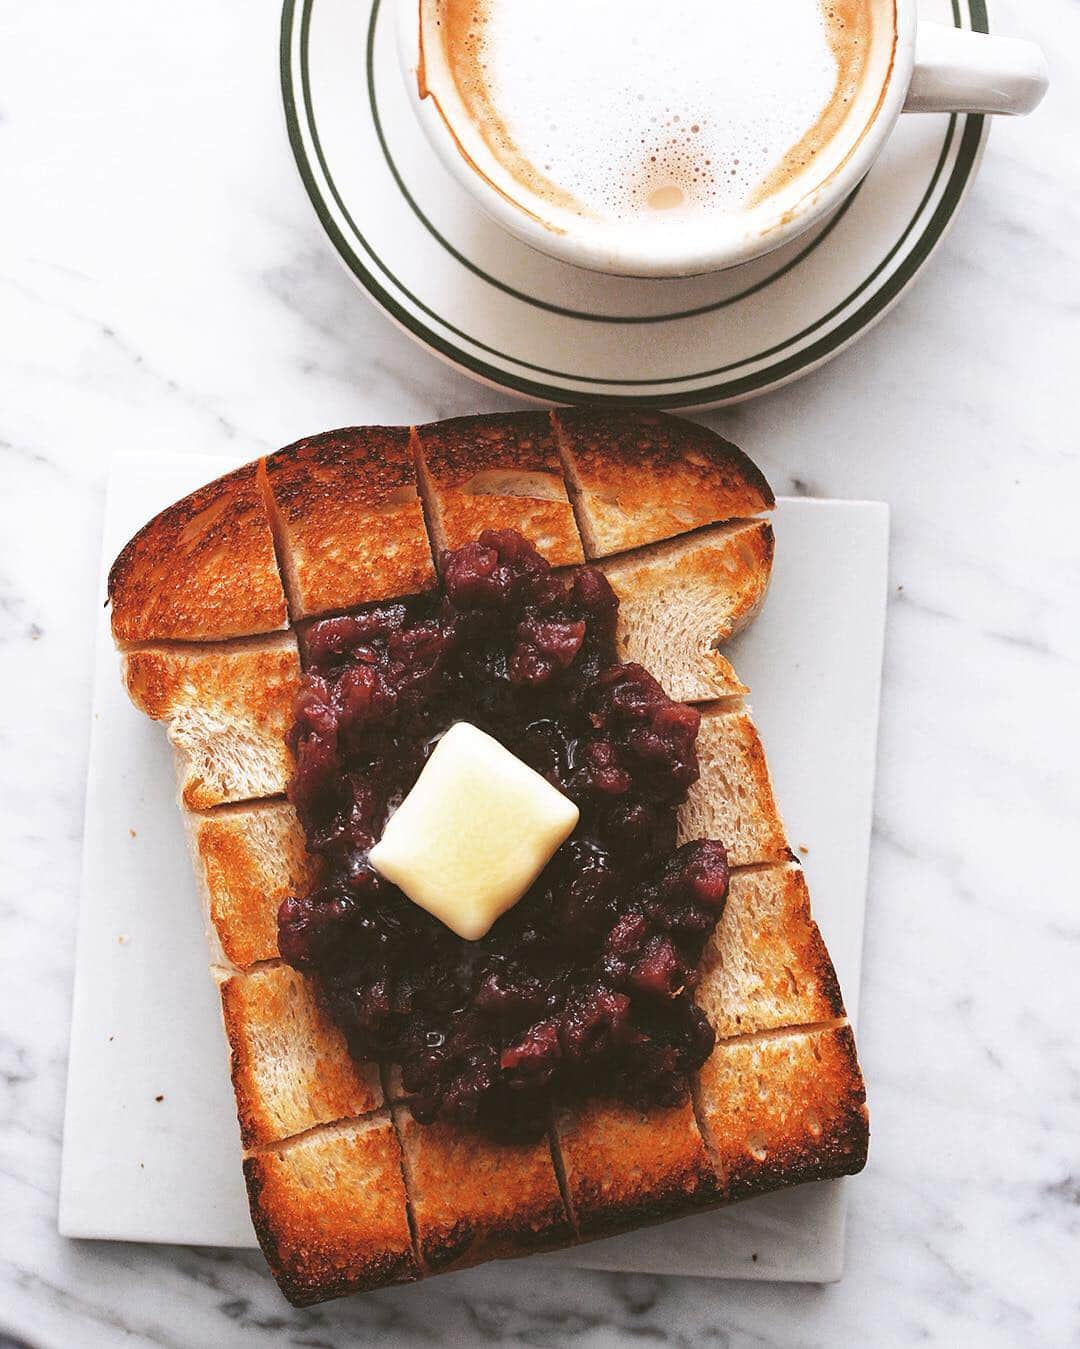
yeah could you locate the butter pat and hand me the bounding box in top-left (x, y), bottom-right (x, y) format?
top-left (369, 722), bottom-right (579, 941)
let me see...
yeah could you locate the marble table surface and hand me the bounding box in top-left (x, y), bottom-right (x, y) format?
top-left (2, 1), bottom-right (1077, 1345)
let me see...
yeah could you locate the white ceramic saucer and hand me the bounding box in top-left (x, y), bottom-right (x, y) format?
top-left (280, 0), bottom-right (989, 408)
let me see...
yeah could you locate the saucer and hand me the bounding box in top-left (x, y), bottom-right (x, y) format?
top-left (281, 0), bottom-right (989, 408)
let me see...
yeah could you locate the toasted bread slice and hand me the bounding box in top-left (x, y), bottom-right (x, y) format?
top-left (553, 408), bottom-right (774, 559)
top-left (554, 1096), bottom-right (720, 1238)
top-left (111, 411), bottom-right (870, 1306)
top-left (678, 705), bottom-right (791, 866)
top-left (602, 521), bottom-right (773, 702)
top-left (695, 865), bottom-right (845, 1039)
top-left (108, 461), bottom-right (288, 643)
top-left (122, 634), bottom-right (300, 809)
top-left (244, 1113), bottom-right (420, 1306)
top-left (185, 801), bottom-right (314, 969)
top-left (218, 964), bottom-right (382, 1148)
top-left (390, 1101), bottom-right (572, 1272)
top-left (263, 428), bottom-right (435, 618)
top-left (415, 413), bottom-right (585, 566)
top-left (694, 1025), bottom-right (868, 1201)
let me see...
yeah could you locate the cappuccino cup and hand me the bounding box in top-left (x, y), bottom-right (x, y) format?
top-left (398, 0), bottom-right (1047, 277)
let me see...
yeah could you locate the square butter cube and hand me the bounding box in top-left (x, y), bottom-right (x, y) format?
top-left (369, 722), bottom-right (579, 941)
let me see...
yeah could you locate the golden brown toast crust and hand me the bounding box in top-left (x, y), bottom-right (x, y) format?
top-left (108, 410), bottom-right (774, 639)
top-left (243, 1115), bottom-right (420, 1306)
top-left (695, 1026), bottom-right (868, 1201)
top-left (602, 522), bottom-right (772, 702)
top-left (391, 1102), bottom-right (572, 1272)
top-left (108, 462), bottom-right (288, 643)
top-left (110, 410), bottom-right (871, 1306)
top-left (553, 408), bottom-right (774, 559)
top-left (187, 801), bottom-right (317, 968)
top-left (695, 866), bottom-right (846, 1039)
top-left (122, 635), bottom-right (300, 810)
top-left (556, 1097), bottom-right (720, 1237)
top-left (264, 427), bottom-right (435, 617)
top-left (679, 705), bottom-right (792, 865)
top-left (415, 413), bottom-right (585, 566)
top-left (220, 965), bottom-right (382, 1148)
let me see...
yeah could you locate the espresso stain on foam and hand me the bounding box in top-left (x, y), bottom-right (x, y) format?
top-left (749, 0), bottom-right (895, 211)
top-left (418, 0), bottom-right (575, 231)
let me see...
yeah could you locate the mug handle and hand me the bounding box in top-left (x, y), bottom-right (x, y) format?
top-left (904, 22), bottom-right (1048, 115)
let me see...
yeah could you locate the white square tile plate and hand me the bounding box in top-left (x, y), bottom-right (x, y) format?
top-left (60, 452), bottom-right (888, 1283)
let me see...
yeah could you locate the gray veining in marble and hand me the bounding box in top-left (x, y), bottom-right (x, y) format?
top-left (2, 0), bottom-right (1078, 1345)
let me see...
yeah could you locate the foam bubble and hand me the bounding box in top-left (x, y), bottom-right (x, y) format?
top-left (440, 0), bottom-right (876, 234)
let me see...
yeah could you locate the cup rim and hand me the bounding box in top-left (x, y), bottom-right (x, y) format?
top-left (397, 0), bottom-right (917, 278)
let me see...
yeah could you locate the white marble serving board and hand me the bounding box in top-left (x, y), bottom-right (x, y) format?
top-left (59, 452), bottom-right (888, 1283)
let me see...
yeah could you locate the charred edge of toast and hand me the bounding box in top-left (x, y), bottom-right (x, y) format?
top-left (262, 428), bottom-right (437, 619)
top-left (108, 411), bottom-right (775, 644)
top-left (550, 408), bottom-right (775, 560)
top-left (691, 1022), bottom-right (869, 1206)
top-left (107, 414), bottom-right (873, 1303)
top-left (236, 1015), bottom-right (865, 1303)
top-left (243, 1155), bottom-right (420, 1307)
top-left (411, 413), bottom-right (584, 568)
top-left (107, 459), bottom-right (289, 644)
top-left (575, 1160), bottom-right (725, 1242)
top-left (384, 1067), bottom-right (575, 1274)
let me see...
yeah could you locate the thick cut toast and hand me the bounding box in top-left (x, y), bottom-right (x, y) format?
top-left (555, 1096), bottom-right (721, 1237)
top-left (415, 413), bottom-right (584, 566)
top-left (122, 635), bottom-right (301, 810)
top-left (391, 1099), bottom-right (573, 1272)
top-left (679, 705), bottom-right (792, 865)
top-left (185, 801), bottom-right (316, 968)
top-left (553, 408), bottom-right (774, 559)
top-left (695, 866), bottom-right (845, 1038)
top-left (695, 1025), bottom-right (868, 1201)
top-left (108, 461), bottom-right (288, 643)
top-left (218, 964), bottom-right (382, 1148)
top-left (243, 1113), bottom-right (420, 1306)
top-left (111, 410), bottom-right (867, 1305)
top-left (263, 427), bottom-right (435, 617)
top-left (600, 521), bottom-right (772, 702)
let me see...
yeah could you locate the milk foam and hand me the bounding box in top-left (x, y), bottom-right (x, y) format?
top-left (439, 0), bottom-right (875, 228)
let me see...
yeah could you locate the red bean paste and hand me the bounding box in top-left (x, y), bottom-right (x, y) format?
top-left (279, 530), bottom-right (730, 1142)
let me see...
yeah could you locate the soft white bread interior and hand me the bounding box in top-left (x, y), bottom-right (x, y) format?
top-left (218, 963), bottom-right (382, 1149)
top-left (695, 865), bottom-right (845, 1039)
top-left (602, 521), bottom-right (773, 702)
top-left (679, 704), bottom-right (791, 866)
top-left (185, 801), bottom-right (316, 969)
top-left (123, 634), bottom-right (300, 810)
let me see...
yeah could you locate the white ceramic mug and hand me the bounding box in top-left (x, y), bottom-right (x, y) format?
top-left (398, 0), bottom-right (1048, 278)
